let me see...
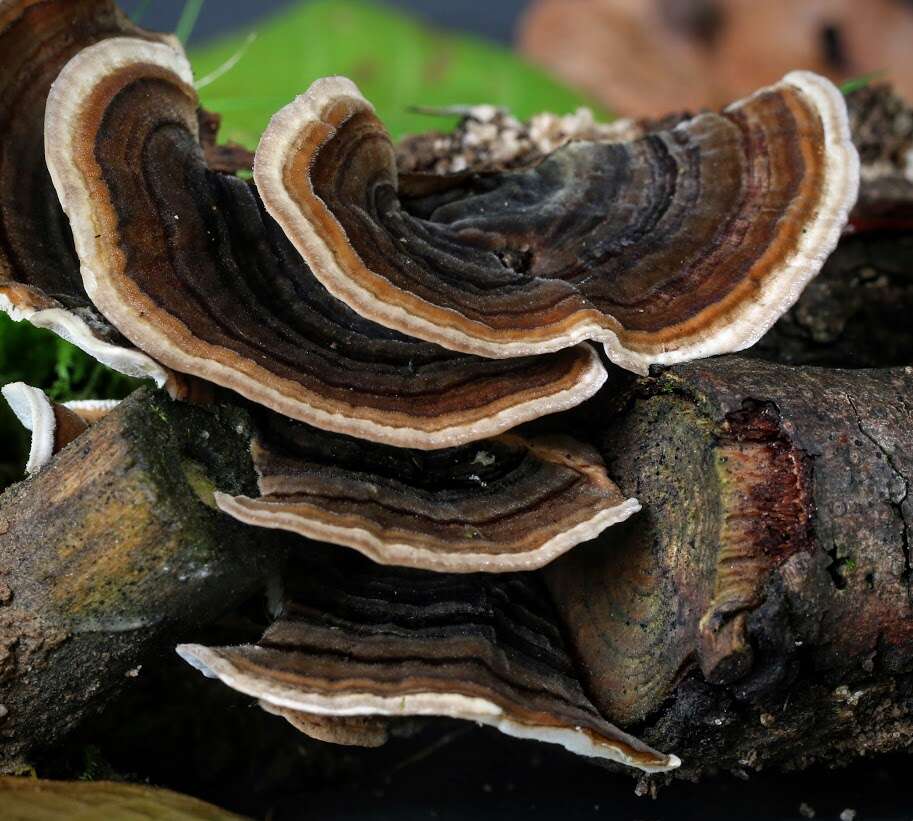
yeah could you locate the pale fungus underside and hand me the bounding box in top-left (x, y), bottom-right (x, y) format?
top-left (1, 382), bottom-right (119, 474)
top-left (178, 553), bottom-right (680, 773)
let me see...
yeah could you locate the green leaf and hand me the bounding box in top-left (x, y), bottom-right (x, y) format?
top-left (189, 0), bottom-right (606, 148)
top-left (840, 70), bottom-right (886, 95)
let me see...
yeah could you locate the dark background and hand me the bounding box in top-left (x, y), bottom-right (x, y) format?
top-left (118, 0), bottom-right (529, 44)
top-left (106, 3), bottom-right (909, 819)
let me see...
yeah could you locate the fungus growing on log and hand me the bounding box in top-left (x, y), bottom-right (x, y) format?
top-left (177, 554), bottom-right (680, 772)
top-left (214, 414), bottom-right (640, 572)
top-left (257, 72), bottom-right (858, 373)
top-left (1, 382), bottom-right (118, 474)
top-left (45, 37), bottom-right (606, 449)
top-left (0, 0), bottom-right (171, 386)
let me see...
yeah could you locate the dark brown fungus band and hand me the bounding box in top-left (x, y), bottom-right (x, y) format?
top-left (177, 555), bottom-right (679, 772)
top-left (214, 413), bottom-right (640, 572)
top-left (45, 38), bottom-right (607, 449)
top-left (0, 0), bottom-right (169, 385)
top-left (255, 72), bottom-right (859, 373)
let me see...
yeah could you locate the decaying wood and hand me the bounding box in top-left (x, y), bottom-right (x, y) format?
top-left (2, 84), bottom-right (913, 781)
top-left (750, 231), bottom-right (913, 367)
top-left (3, 359), bottom-right (912, 779)
top-left (548, 357), bottom-right (913, 779)
top-left (0, 389), bottom-right (283, 772)
top-left (0, 776), bottom-right (244, 820)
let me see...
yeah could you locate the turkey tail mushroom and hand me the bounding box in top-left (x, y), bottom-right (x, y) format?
top-left (1, 382), bottom-right (119, 474)
top-left (254, 72), bottom-right (858, 373)
top-left (177, 554), bottom-right (680, 773)
top-left (44, 37), bottom-right (607, 450)
top-left (214, 414), bottom-right (640, 573)
top-left (0, 0), bottom-right (173, 386)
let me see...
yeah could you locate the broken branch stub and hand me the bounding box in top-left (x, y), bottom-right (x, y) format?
top-left (0, 389), bottom-right (281, 770)
top-left (546, 357), bottom-right (913, 776)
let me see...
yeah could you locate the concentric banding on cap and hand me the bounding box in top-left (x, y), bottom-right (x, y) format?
top-left (45, 37), bottom-right (607, 449)
top-left (255, 71), bottom-right (858, 374)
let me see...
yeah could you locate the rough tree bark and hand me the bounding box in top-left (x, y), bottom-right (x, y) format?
top-left (548, 358), bottom-right (913, 780)
top-left (0, 390), bottom-right (284, 772)
top-left (749, 231), bottom-right (913, 368)
top-left (2, 88), bottom-right (913, 778)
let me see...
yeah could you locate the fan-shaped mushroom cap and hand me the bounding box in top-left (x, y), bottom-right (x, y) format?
top-left (256, 72), bottom-right (858, 374)
top-left (61, 398), bottom-right (122, 425)
top-left (45, 37), bottom-right (607, 450)
top-left (0, 0), bottom-right (172, 386)
top-left (214, 414), bottom-right (640, 573)
top-left (2, 383), bottom-right (66, 474)
top-left (177, 558), bottom-right (679, 772)
top-left (1, 383), bottom-right (117, 474)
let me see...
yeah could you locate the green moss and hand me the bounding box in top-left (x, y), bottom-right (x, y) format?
top-left (181, 459), bottom-right (219, 509)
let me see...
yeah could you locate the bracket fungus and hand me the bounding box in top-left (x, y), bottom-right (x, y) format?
top-left (0, 0), bottom-right (879, 781)
top-left (177, 555), bottom-right (680, 773)
top-left (1, 381), bottom-right (118, 474)
top-left (214, 414), bottom-right (640, 572)
top-left (44, 37), bottom-right (606, 449)
top-left (0, 0), bottom-right (171, 386)
top-left (256, 72), bottom-right (858, 373)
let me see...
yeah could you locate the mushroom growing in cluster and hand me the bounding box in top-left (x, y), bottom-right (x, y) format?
top-left (0, 0), bottom-right (173, 387)
top-left (0, 0), bottom-right (859, 773)
top-left (178, 549), bottom-right (679, 771)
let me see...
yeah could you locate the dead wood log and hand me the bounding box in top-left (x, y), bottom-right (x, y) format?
top-left (0, 389), bottom-right (283, 772)
top-left (750, 231), bottom-right (913, 368)
top-left (3, 359), bottom-right (912, 779)
top-left (547, 357), bottom-right (913, 779)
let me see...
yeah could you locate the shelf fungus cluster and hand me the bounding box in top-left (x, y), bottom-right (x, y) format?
top-left (178, 552), bottom-right (679, 772)
top-left (0, 0), bottom-right (859, 775)
top-left (213, 414), bottom-right (641, 573)
top-left (256, 71), bottom-right (858, 372)
top-left (0, 0), bottom-right (172, 387)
